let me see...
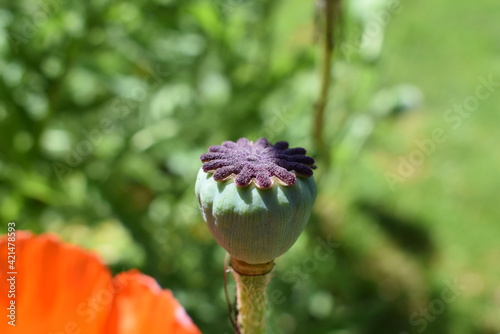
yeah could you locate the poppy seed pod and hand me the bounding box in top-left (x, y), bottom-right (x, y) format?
top-left (195, 138), bottom-right (317, 265)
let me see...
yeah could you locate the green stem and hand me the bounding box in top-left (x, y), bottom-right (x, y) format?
top-left (313, 0), bottom-right (342, 168)
top-left (230, 259), bottom-right (274, 334)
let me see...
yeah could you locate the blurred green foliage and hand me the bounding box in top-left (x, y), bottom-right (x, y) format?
top-left (1, 0), bottom-right (499, 333)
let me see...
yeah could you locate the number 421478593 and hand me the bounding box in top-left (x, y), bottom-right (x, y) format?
top-left (7, 222), bottom-right (16, 271)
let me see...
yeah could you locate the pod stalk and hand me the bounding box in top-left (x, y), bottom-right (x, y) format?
top-left (230, 258), bottom-right (273, 334)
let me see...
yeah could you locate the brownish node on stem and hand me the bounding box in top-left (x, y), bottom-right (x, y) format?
top-left (230, 258), bottom-right (274, 276)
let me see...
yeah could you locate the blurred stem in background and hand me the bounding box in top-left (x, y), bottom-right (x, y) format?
top-left (313, 0), bottom-right (342, 170)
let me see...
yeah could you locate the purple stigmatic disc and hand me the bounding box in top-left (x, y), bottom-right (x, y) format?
top-left (200, 138), bottom-right (316, 189)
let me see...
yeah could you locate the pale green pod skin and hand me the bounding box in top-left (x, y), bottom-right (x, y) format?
top-left (195, 167), bottom-right (317, 264)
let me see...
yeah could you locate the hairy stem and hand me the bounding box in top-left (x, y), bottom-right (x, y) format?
top-left (230, 258), bottom-right (273, 334)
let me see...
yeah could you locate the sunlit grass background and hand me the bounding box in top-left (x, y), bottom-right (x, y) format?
top-left (0, 0), bottom-right (499, 333)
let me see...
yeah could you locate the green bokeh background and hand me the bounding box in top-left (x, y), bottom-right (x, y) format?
top-left (1, 0), bottom-right (499, 333)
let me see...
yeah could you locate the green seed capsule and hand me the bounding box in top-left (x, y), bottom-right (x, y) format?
top-left (195, 167), bottom-right (317, 264)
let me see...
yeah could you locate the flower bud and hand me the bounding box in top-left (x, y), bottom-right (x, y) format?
top-left (195, 138), bottom-right (317, 264)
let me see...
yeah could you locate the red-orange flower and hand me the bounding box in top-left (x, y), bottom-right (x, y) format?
top-left (0, 231), bottom-right (201, 334)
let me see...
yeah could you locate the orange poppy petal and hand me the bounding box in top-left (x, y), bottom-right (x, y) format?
top-left (0, 232), bottom-right (202, 334)
top-left (104, 270), bottom-right (201, 334)
top-left (0, 231), bottom-right (113, 334)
